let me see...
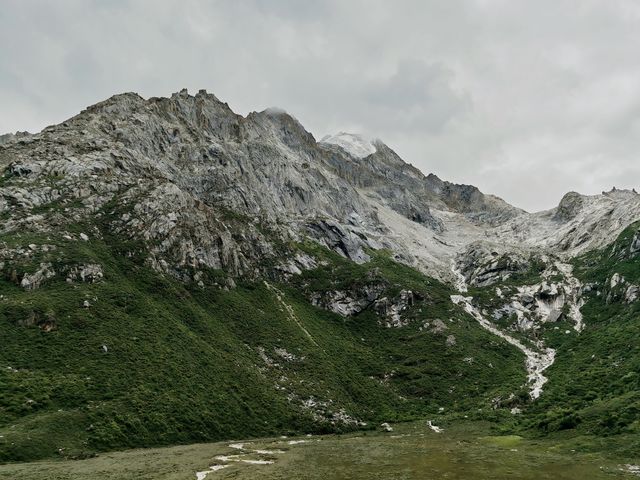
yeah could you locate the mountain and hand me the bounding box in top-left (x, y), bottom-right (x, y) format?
top-left (1, 89), bottom-right (639, 462)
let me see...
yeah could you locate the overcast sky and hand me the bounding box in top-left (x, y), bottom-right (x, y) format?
top-left (1, 0), bottom-right (639, 211)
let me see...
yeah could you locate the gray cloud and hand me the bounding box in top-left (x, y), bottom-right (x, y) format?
top-left (1, 0), bottom-right (639, 211)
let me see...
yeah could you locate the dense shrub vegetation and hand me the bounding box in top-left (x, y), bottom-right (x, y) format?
top-left (1, 214), bottom-right (638, 462)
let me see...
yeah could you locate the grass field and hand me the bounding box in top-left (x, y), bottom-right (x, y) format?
top-left (0, 421), bottom-right (636, 480)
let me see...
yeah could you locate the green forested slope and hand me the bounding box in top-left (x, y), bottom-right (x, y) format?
top-left (0, 217), bottom-right (525, 462)
top-left (524, 222), bottom-right (640, 443)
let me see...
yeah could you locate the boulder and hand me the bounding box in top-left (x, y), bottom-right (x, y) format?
top-left (20, 263), bottom-right (55, 290)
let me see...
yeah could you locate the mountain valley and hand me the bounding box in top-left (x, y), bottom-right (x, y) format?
top-left (0, 90), bottom-right (639, 474)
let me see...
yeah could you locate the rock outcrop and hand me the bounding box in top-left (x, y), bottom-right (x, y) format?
top-left (310, 285), bottom-right (385, 317)
top-left (629, 228), bottom-right (640, 258)
top-left (553, 191), bottom-right (584, 221)
top-left (456, 243), bottom-right (533, 287)
top-left (20, 263), bottom-right (56, 290)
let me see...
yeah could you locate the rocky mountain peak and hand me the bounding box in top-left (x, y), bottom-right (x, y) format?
top-left (602, 186), bottom-right (638, 198)
top-left (247, 107), bottom-right (317, 151)
top-left (554, 191), bottom-right (583, 221)
top-left (1, 89), bottom-right (639, 286)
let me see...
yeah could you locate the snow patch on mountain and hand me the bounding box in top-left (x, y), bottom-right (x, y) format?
top-left (320, 132), bottom-right (377, 159)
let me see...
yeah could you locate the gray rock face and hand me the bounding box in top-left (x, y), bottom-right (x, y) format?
top-left (66, 264), bottom-right (104, 283)
top-left (554, 192), bottom-right (584, 221)
top-left (0, 88), bottom-right (501, 283)
top-left (306, 219), bottom-right (371, 264)
top-left (374, 289), bottom-right (423, 328)
top-left (309, 283), bottom-right (423, 328)
top-left (630, 229), bottom-right (640, 257)
top-left (0, 131), bottom-right (30, 145)
top-left (20, 263), bottom-right (56, 290)
top-left (1, 89), bottom-right (640, 287)
top-left (423, 173), bottom-right (522, 225)
top-left (311, 284), bottom-right (385, 317)
top-left (428, 319), bottom-right (449, 334)
top-left (319, 139), bottom-right (521, 232)
top-left (456, 243), bottom-right (531, 287)
top-left (488, 188), bottom-right (640, 260)
top-left (485, 260), bottom-right (584, 333)
top-left (274, 253), bottom-right (318, 278)
top-left (625, 285), bottom-right (639, 303)
top-left (318, 140), bottom-right (445, 231)
top-left (0, 90), bottom-right (389, 279)
top-left (605, 272), bottom-right (640, 304)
